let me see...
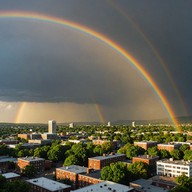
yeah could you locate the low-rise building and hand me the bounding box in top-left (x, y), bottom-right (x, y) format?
top-left (88, 153), bottom-right (126, 170)
top-left (26, 177), bottom-right (71, 192)
top-left (134, 141), bottom-right (157, 150)
top-left (132, 155), bottom-right (159, 171)
top-left (78, 169), bottom-right (102, 188)
top-left (28, 139), bottom-right (52, 145)
top-left (56, 165), bottom-right (87, 189)
top-left (130, 178), bottom-right (171, 192)
top-left (72, 181), bottom-right (133, 192)
top-left (0, 156), bottom-right (17, 172)
top-left (0, 140), bottom-right (19, 144)
top-left (41, 133), bottom-right (58, 140)
top-left (157, 159), bottom-right (192, 177)
top-left (2, 172), bottom-right (20, 181)
top-left (157, 143), bottom-right (181, 152)
top-left (17, 156), bottom-right (45, 173)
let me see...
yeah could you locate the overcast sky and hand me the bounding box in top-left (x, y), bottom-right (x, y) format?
top-left (0, 0), bottom-right (191, 123)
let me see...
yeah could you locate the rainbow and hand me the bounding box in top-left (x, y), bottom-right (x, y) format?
top-left (0, 11), bottom-right (180, 130)
top-left (94, 104), bottom-right (105, 123)
top-left (107, 0), bottom-right (187, 115)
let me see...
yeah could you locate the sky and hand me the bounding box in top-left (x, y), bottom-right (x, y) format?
top-left (0, 0), bottom-right (191, 123)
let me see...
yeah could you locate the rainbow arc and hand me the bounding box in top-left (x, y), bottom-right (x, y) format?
top-left (0, 11), bottom-right (180, 130)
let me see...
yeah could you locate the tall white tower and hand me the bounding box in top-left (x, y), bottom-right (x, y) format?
top-left (69, 123), bottom-right (74, 128)
top-left (132, 121), bottom-right (135, 127)
top-left (107, 122), bottom-right (111, 127)
top-left (48, 120), bottom-right (57, 133)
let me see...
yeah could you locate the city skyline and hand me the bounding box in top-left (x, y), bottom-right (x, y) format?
top-left (0, 1), bottom-right (191, 123)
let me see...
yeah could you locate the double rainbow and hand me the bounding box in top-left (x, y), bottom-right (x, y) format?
top-left (0, 11), bottom-right (180, 130)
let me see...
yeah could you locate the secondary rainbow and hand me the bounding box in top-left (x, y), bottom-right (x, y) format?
top-left (0, 11), bottom-right (180, 129)
top-left (94, 104), bottom-right (105, 123)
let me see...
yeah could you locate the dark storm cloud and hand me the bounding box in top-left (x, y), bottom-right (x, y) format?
top-left (0, 0), bottom-right (192, 115)
top-left (0, 21), bottom-right (140, 105)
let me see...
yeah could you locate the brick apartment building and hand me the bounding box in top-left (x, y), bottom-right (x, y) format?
top-left (157, 143), bottom-right (181, 152)
top-left (17, 157), bottom-right (45, 173)
top-left (88, 153), bottom-right (126, 170)
top-left (26, 177), bottom-right (71, 192)
top-left (56, 165), bottom-right (87, 189)
top-left (132, 155), bottom-right (159, 166)
top-left (132, 155), bottom-right (159, 172)
top-left (78, 169), bottom-right (102, 188)
top-left (134, 141), bottom-right (157, 150)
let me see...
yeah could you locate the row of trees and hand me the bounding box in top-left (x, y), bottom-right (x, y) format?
top-left (117, 143), bottom-right (192, 161)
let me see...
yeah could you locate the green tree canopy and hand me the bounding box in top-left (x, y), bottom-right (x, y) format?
top-left (101, 162), bottom-right (129, 184)
top-left (128, 162), bottom-right (150, 180)
top-left (147, 146), bottom-right (160, 157)
top-left (126, 145), bottom-right (145, 159)
top-left (175, 174), bottom-right (192, 189)
top-left (170, 149), bottom-right (183, 160)
top-left (159, 149), bottom-right (171, 159)
top-left (184, 150), bottom-right (192, 161)
top-left (23, 165), bottom-right (37, 178)
top-left (63, 155), bottom-right (79, 166)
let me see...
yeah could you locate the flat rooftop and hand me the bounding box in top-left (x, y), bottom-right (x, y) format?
top-left (27, 177), bottom-right (71, 191)
top-left (2, 172), bottom-right (20, 179)
top-left (57, 165), bottom-right (87, 174)
top-left (89, 153), bottom-right (125, 161)
top-left (80, 170), bottom-right (101, 179)
top-left (130, 178), bottom-right (169, 192)
top-left (134, 155), bottom-right (159, 160)
top-left (18, 156), bottom-right (44, 162)
top-left (0, 157), bottom-right (17, 163)
top-left (157, 143), bottom-right (181, 146)
top-left (72, 181), bottom-right (133, 192)
top-left (134, 141), bottom-right (157, 144)
top-left (157, 159), bottom-right (192, 166)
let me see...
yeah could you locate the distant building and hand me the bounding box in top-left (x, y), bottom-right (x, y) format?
top-left (0, 140), bottom-right (19, 145)
top-left (107, 122), bottom-right (111, 127)
top-left (48, 120), bottom-right (57, 133)
top-left (41, 133), bottom-right (58, 140)
top-left (88, 153), bottom-right (126, 170)
top-left (157, 143), bottom-right (181, 152)
top-left (72, 181), bottom-right (133, 192)
top-left (157, 159), bottom-right (192, 177)
top-left (134, 141), bottom-right (157, 150)
top-left (69, 123), bottom-right (74, 128)
top-left (28, 139), bottom-right (52, 145)
top-left (18, 133), bottom-right (42, 140)
top-left (26, 177), bottom-right (71, 192)
top-left (132, 121), bottom-right (135, 127)
top-left (17, 156), bottom-right (45, 173)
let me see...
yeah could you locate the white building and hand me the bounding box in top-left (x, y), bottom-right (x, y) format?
top-left (69, 123), bottom-right (74, 128)
top-left (48, 120), bottom-right (56, 133)
top-left (157, 159), bottom-right (192, 177)
top-left (72, 181), bottom-right (133, 192)
top-left (132, 121), bottom-right (135, 127)
top-left (107, 122), bottom-right (111, 127)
